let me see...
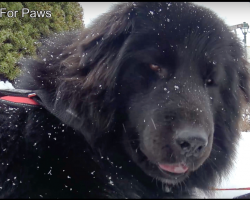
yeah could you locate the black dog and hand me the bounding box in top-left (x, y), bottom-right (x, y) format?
top-left (0, 2), bottom-right (249, 198)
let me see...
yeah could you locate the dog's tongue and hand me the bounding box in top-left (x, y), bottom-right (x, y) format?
top-left (158, 163), bottom-right (188, 174)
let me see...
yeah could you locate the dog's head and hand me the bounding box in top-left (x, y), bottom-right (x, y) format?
top-left (16, 2), bottom-right (250, 191)
top-left (73, 2), bottom-right (250, 187)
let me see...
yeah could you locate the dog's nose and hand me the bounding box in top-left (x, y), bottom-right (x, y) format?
top-left (175, 128), bottom-right (208, 158)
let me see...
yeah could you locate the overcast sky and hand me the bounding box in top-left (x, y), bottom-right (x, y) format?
top-left (79, 2), bottom-right (250, 46)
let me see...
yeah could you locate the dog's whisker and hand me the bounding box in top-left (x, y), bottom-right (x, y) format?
top-left (151, 118), bottom-right (157, 130)
top-left (122, 123), bottom-right (127, 133)
top-left (170, 153), bottom-right (173, 159)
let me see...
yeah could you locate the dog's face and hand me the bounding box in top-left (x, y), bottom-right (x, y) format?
top-left (107, 2), bottom-right (250, 185)
top-left (117, 38), bottom-right (216, 185)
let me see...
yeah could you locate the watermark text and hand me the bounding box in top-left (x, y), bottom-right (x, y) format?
top-left (0, 8), bottom-right (52, 18)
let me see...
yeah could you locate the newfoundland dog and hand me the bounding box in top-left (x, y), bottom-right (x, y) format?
top-left (0, 2), bottom-right (249, 199)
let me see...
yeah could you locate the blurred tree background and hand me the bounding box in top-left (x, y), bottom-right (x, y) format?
top-left (0, 2), bottom-right (84, 80)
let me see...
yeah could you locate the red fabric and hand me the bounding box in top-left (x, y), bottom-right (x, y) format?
top-left (0, 96), bottom-right (39, 105)
top-left (211, 187), bottom-right (250, 190)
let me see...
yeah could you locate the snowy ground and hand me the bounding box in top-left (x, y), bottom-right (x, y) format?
top-left (0, 81), bottom-right (250, 198)
top-left (213, 132), bottom-right (250, 199)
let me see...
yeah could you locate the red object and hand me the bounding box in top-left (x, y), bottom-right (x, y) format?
top-left (0, 96), bottom-right (39, 105)
top-left (211, 187), bottom-right (250, 191)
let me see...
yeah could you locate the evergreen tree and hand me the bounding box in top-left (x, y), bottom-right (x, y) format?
top-left (0, 2), bottom-right (84, 80)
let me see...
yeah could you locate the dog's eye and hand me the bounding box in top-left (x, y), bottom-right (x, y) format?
top-left (149, 64), bottom-right (168, 79)
top-left (205, 78), bottom-right (214, 86)
top-left (150, 64), bottom-right (161, 72)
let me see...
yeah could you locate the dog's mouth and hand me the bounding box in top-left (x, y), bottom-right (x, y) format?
top-left (127, 140), bottom-right (190, 183)
top-left (156, 162), bottom-right (190, 182)
top-left (158, 163), bottom-right (188, 174)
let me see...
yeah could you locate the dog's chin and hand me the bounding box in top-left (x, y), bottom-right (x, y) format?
top-left (157, 176), bottom-right (187, 185)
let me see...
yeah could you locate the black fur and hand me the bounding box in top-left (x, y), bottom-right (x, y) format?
top-left (0, 2), bottom-right (249, 198)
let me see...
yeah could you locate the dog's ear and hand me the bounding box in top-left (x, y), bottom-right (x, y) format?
top-left (58, 3), bottom-right (137, 146)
